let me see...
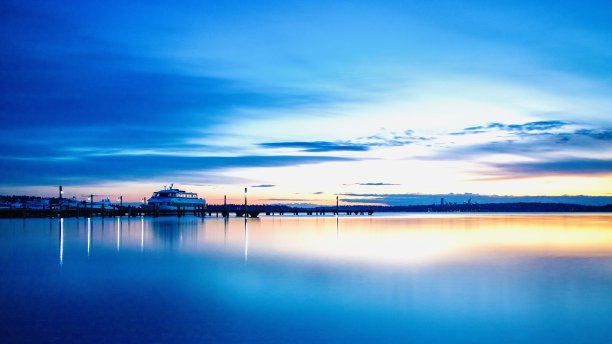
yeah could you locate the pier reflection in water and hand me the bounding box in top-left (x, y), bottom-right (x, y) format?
top-left (1, 214), bottom-right (612, 343)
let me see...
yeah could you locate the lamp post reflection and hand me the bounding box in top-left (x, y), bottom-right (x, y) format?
top-left (116, 217), bottom-right (122, 252)
top-left (244, 218), bottom-right (248, 263)
top-left (224, 217), bottom-right (228, 246)
top-left (87, 218), bottom-right (91, 257)
top-left (59, 218), bottom-right (64, 268)
top-left (336, 214), bottom-right (339, 238)
top-left (141, 216), bottom-right (144, 252)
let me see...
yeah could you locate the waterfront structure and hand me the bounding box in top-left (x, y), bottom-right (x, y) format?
top-left (147, 184), bottom-right (206, 211)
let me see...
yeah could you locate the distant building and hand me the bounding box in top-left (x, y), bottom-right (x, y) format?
top-left (25, 199), bottom-right (50, 210)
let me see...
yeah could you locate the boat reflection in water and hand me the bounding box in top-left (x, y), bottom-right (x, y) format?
top-left (2, 214), bottom-right (612, 343)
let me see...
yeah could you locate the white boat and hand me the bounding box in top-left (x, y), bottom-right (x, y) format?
top-left (147, 185), bottom-right (206, 211)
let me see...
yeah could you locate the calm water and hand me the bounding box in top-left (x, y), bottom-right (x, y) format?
top-left (1, 214), bottom-right (612, 343)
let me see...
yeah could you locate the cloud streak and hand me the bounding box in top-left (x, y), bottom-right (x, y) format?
top-left (259, 141), bottom-right (370, 152)
top-left (0, 155), bottom-right (353, 186)
top-left (451, 120), bottom-right (572, 136)
top-left (489, 158), bottom-right (612, 178)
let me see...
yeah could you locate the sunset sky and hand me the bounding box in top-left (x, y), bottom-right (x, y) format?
top-left (1, 0), bottom-right (611, 205)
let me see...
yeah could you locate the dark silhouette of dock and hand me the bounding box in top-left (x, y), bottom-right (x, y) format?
top-left (0, 204), bottom-right (374, 219)
top-left (1, 201), bottom-right (612, 219)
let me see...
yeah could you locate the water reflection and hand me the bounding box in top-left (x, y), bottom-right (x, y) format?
top-left (244, 218), bottom-right (249, 263)
top-left (59, 218), bottom-right (63, 267)
top-left (116, 217), bottom-right (121, 252)
top-left (224, 217), bottom-right (228, 245)
top-left (140, 217), bottom-right (144, 252)
top-left (4, 214), bottom-right (612, 343)
top-left (49, 214), bottom-right (612, 265)
top-left (87, 218), bottom-right (91, 257)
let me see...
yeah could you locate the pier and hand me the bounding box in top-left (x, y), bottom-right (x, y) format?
top-left (0, 206), bottom-right (374, 219)
top-left (0, 187), bottom-right (376, 218)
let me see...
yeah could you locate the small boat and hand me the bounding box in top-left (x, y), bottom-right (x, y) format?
top-left (147, 184), bottom-right (206, 211)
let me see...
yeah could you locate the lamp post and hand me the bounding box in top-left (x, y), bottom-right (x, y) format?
top-left (58, 185), bottom-right (63, 216)
top-left (336, 195), bottom-right (339, 215)
top-left (244, 188), bottom-right (248, 215)
top-left (224, 195), bottom-right (228, 218)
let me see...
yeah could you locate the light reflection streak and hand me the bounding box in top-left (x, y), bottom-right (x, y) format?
top-left (59, 218), bottom-right (64, 267)
top-left (116, 217), bottom-right (121, 252)
top-left (87, 218), bottom-right (91, 257)
top-left (224, 217), bottom-right (228, 246)
top-left (244, 218), bottom-right (248, 263)
top-left (336, 215), bottom-right (339, 239)
top-left (141, 216), bottom-right (144, 252)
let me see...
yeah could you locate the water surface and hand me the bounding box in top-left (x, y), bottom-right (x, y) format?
top-left (1, 214), bottom-right (612, 343)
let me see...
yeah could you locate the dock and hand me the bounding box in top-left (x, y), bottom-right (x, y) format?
top-left (0, 206), bottom-right (374, 219)
top-left (0, 186), bottom-right (374, 219)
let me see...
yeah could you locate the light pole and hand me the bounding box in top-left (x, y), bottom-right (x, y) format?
top-left (59, 185), bottom-right (63, 216)
top-left (224, 195), bottom-right (228, 218)
top-left (244, 188), bottom-right (248, 214)
top-left (336, 195), bottom-right (339, 215)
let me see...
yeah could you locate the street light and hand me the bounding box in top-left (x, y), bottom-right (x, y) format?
top-left (244, 187), bottom-right (248, 213)
top-left (59, 185), bottom-right (63, 215)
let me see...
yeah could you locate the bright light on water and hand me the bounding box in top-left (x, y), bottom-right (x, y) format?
top-left (1, 214), bottom-right (612, 343)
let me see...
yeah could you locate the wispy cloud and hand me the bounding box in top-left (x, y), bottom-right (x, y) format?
top-left (251, 184), bottom-right (276, 188)
top-left (0, 155), bottom-right (353, 186)
top-left (488, 158), bottom-right (612, 178)
top-left (575, 128), bottom-right (612, 141)
top-left (451, 120), bottom-right (572, 136)
top-left (259, 141), bottom-right (370, 152)
top-left (431, 121), bottom-right (612, 163)
top-left (259, 130), bottom-right (433, 153)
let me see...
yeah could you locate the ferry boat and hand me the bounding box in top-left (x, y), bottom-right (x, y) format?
top-left (147, 184), bottom-right (206, 211)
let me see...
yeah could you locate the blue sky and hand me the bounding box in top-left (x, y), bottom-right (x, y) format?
top-left (1, 0), bottom-right (611, 204)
